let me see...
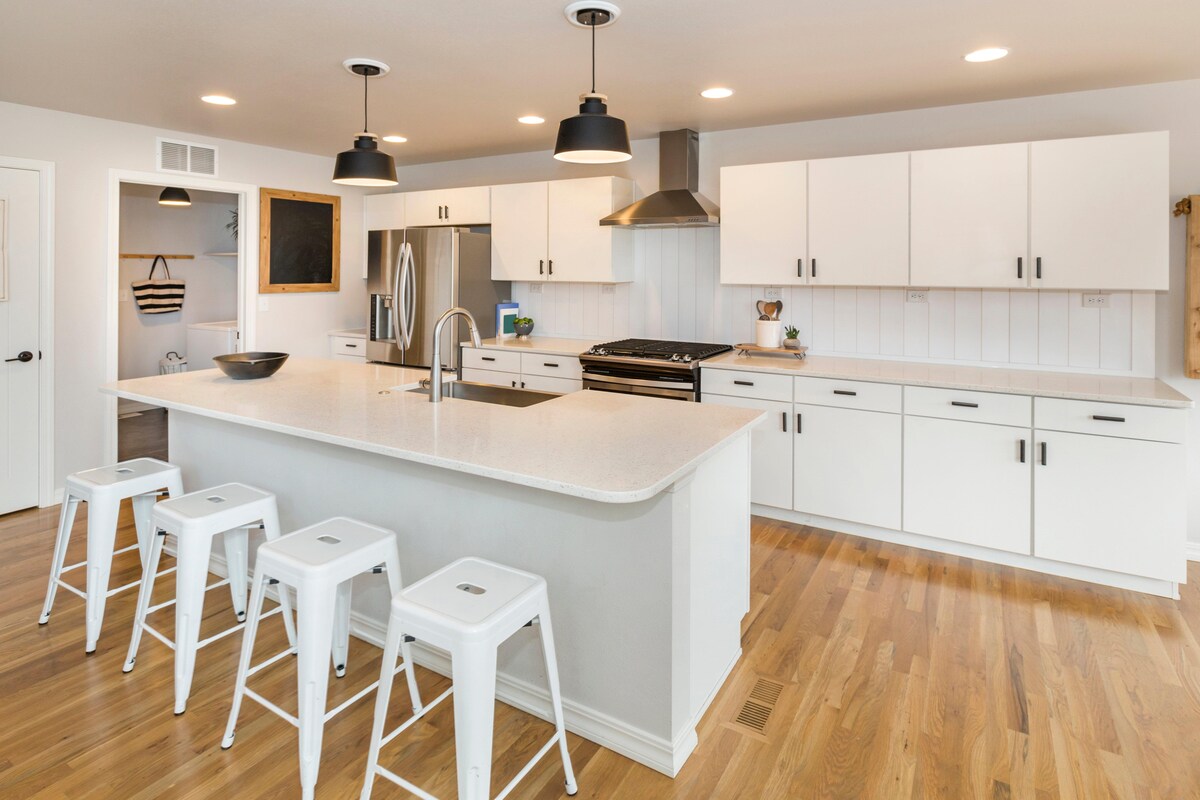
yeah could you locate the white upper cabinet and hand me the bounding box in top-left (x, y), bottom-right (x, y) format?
top-left (1030, 131), bottom-right (1168, 290)
top-left (364, 193), bottom-right (406, 231)
top-left (719, 161), bottom-right (808, 285)
top-left (910, 143), bottom-right (1029, 288)
top-left (404, 186), bottom-right (491, 227)
top-left (490, 176), bottom-right (635, 283)
top-left (490, 181), bottom-right (549, 281)
top-left (807, 152), bottom-right (909, 286)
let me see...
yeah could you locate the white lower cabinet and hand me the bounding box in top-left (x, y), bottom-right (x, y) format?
top-left (460, 348), bottom-right (583, 394)
top-left (903, 416), bottom-right (1032, 554)
top-left (521, 373), bottom-right (583, 394)
top-left (794, 404), bottom-right (901, 529)
top-left (703, 394), bottom-right (793, 510)
top-left (461, 367), bottom-right (517, 387)
top-left (1033, 430), bottom-right (1185, 581)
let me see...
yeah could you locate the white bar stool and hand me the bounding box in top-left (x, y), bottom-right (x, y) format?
top-left (221, 517), bottom-right (423, 800)
top-left (38, 457), bottom-right (184, 653)
top-left (361, 557), bottom-right (578, 800)
top-left (123, 482), bottom-right (297, 715)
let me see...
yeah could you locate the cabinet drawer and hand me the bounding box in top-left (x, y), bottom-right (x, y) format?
top-left (521, 353), bottom-right (582, 380)
top-left (905, 386), bottom-right (1031, 427)
top-left (794, 377), bottom-right (901, 413)
top-left (461, 368), bottom-right (519, 388)
top-left (461, 348), bottom-right (521, 373)
top-left (702, 369), bottom-right (792, 402)
top-left (333, 352), bottom-right (367, 363)
top-left (1034, 397), bottom-right (1184, 444)
top-left (331, 336), bottom-right (367, 358)
top-left (519, 373), bottom-right (581, 394)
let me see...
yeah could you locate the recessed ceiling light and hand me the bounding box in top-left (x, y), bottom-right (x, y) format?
top-left (201, 95), bottom-right (237, 106)
top-left (700, 87), bottom-right (734, 99)
top-left (382, 135), bottom-right (408, 143)
top-left (518, 116), bottom-right (545, 125)
top-left (963, 47), bottom-right (1009, 63)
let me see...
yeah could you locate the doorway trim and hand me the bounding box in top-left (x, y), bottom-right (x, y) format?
top-left (104, 169), bottom-right (259, 464)
top-left (0, 156), bottom-right (56, 508)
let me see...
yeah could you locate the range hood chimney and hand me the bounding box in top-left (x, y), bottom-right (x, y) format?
top-left (600, 129), bottom-right (719, 227)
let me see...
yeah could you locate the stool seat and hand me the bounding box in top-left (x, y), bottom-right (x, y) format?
top-left (257, 517), bottom-right (397, 582)
top-left (153, 483), bottom-right (275, 535)
top-left (65, 457), bottom-right (179, 495)
top-left (398, 558), bottom-right (544, 639)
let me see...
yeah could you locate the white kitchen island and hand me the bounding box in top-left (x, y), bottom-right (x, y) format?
top-left (103, 358), bottom-right (762, 776)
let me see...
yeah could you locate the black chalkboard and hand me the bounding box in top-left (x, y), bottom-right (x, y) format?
top-left (259, 188), bottom-right (341, 293)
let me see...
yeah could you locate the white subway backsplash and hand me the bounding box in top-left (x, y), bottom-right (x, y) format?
top-left (510, 228), bottom-right (1152, 375)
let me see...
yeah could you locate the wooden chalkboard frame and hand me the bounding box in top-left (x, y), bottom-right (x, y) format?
top-left (258, 188), bottom-right (341, 293)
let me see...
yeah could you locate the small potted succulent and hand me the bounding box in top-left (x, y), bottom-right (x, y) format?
top-left (513, 316), bottom-right (535, 339)
top-left (783, 325), bottom-right (801, 350)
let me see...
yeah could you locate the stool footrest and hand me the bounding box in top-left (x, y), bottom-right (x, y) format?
top-left (244, 688), bottom-right (300, 729)
top-left (54, 580), bottom-right (88, 601)
top-left (375, 765), bottom-right (441, 800)
top-left (246, 645), bottom-right (298, 679)
top-left (381, 686), bottom-right (453, 749)
top-left (495, 732), bottom-right (564, 800)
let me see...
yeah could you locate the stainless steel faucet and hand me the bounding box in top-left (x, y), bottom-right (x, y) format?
top-left (429, 307), bottom-right (482, 403)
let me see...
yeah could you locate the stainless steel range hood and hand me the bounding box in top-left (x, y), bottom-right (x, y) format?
top-left (600, 129), bottom-right (719, 227)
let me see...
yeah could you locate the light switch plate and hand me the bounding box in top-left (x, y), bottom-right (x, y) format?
top-left (1082, 293), bottom-right (1110, 308)
top-left (764, 287), bottom-right (782, 300)
top-left (528, 283), bottom-right (542, 294)
top-left (907, 289), bottom-right (928, 304)
top-left (258, 296), bottom-right (270, 312)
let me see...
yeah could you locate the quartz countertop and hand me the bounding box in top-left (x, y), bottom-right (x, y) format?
top-left (703, 352), bottom-right (1193, 408)
top-left (465, 336), bottom-right (599, 357)
top-left (102, 359), bottom-right (762, 504)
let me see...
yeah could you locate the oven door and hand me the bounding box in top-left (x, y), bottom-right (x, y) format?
top-left (581, 369), bottom-right (697, 401)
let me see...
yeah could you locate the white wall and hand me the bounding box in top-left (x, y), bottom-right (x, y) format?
top-left (0, 100), bottom-right (368, 492)
top-left (118, 184), bottom-right (239, 379)
top-left (395, 78), bottom-right (1200, 542)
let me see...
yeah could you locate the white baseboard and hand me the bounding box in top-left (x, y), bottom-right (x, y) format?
top-left (1187, 542), bottom-right (1200, 563)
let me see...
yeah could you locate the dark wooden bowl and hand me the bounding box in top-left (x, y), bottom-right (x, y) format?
top-left (212, 352), bottom-right (289, 380)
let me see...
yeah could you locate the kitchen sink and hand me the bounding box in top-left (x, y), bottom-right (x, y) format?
top-left (405, 380), bottom-right (560, 407)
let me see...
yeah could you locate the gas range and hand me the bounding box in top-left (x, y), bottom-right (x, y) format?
top-left (579, 338), bottom-right (732, 401)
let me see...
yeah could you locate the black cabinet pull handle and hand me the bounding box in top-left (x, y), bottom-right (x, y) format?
top-left (445, 205), bottom-right (449, 219)
top-left (1019, 439), bottom-right (1027, 463)
top-left (1036, 256), bottom-right (1042, 279)
top-left (796, 413), bottom-right (802, 434)
top-left (1017, 257), bottom-right (1023, 279)
top-left (345, 343), bottom-right (358, 348)
top-left (521, 381), bottom-right (526, 388)
top-left (1040, 441), bottom-right (1048, 466)
top-left (1092, 415), bottom-right (1125, 423)
top-left (833, 389), bottom-right (857, 396)
top-left (811, 259), bottom-right (817, 278)
top-left (539, 259), bottom-right (544, 275)
top-left (511, 380), bottom-right (517, 388)
top-left (797, 258), bottom-right (803, 278)
top-left (543, 362), bottom-right (559, 368)
top-left (548, 259), bottom-right (553, 275)
top-left (733, 380), bottom-right (754, 386)
top-left (782, 412), bottom-right (788, 433)
top-left (951, 401), bottom-right (979, 408)
top-left (481, 356), bottom-right (496, 362)
top-left (437, 205), bottom-right (443, 220)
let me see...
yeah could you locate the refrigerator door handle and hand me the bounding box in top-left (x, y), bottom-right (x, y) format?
top-left (403, 244), bottom-right (417, 348)
top-left (391, 242), bottom-right (406, 347)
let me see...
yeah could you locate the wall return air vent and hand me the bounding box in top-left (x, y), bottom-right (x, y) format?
top-left (156, 137), bottom-right (218, 177)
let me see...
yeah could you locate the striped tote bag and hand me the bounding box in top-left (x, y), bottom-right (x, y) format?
top-left (132, 255), bottom-right (185, 314)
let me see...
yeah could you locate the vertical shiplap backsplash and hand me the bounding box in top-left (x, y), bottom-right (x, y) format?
top-left (511, 228), bottom-right (1154, 375)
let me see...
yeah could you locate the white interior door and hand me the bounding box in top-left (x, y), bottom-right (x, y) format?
top-left (0, 166), bottom-right (41, 514)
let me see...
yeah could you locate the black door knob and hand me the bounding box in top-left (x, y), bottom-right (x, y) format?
top-left (5, 351), bottom-right (33, 363)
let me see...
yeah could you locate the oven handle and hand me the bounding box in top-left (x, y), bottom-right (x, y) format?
top-left (583, 380), bottom-right (694, 401)
top-left (582, 372), bottom-right (696, 390)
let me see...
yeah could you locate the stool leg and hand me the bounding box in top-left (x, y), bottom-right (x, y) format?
top-left (222, 567), bottom-right (269, 749)
top-left (382, 549), bottom-right (423, 714)
top-left (83, 494), bottom-right (121, 654)
top-left (331, 580), bottom-right (352, 678)
top-left (297, 583), bottom-right (336, 800)
top-left (260, 504), bottom-right (297, 648)
top-left (222, 528), bottom-right (250, 621)
top-left (452, 643), bottom-right (498, 800)
top-left (130, 492), bottom-right (157, 571)
top-left (39, 495), bottom-right (79, 625)
top-left (123, 528), bottom-right (166, 673)
top-left (537, 609), bottom-right (578, 796)
top-left (173, 532), bottom-right (212, 715)
top-left (359, 614), bottom-right (403, 800)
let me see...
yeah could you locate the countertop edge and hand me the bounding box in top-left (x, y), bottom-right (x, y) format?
top-left (465, 337), bottom-right (597, 358)
top-left (100, 385), bottom-right (763, 504)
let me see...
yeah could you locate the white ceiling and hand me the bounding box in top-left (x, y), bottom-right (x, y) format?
top-left (2, 0), bottom-right (1199, 165)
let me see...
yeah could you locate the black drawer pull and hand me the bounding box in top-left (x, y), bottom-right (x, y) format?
top-left (1092, 415), bottom-right (1125, 423)
top-left (951, 401), bottom-right (979, 408)
top-left (1040, 441), bottom-right (1048, 466)
top-left (797, 258), bottom-right (803, 278)
top-left (833, 389), bottom-right (857, 396)
top-left (796, 413), bottom-right (802, 434)
top-left (1036, 256), bottom-right (1042, 279)
top-left (543, 362), bottom-right (559, 368)
top-left (811, 259), bottom-right (817, 278)
top-left (539, 259), bottom-right (544, 275)
top-left (481, 356), bottom-right (496, 362)
top-left (1019, 438), bottom-right (1026, 463)
top-left (733, 380), bottom-right (755, 386)
top-left (781, 412), bottom-right (788, 432)
top-left (345, 343), bottom-right (358, 348)
top-left (1017, 257), bottom-right (1023, 279)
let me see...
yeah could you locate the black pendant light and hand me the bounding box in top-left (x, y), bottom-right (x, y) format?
top-left (554, 4), bottom-right (631, 164)
top-left (333, 61), bottom-right (398, 186)
top-left (158, 186), bottom-right (191, 207)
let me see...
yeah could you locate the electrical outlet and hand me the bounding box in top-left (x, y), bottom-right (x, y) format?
top-left (1082, 293), bottom-right (1110, 309)
top-left (528, 283), bottom-right (542, 294)
top-left (907, 289), bottom-right (928, 304)
top-left (257, 296), bottom-right (270, 312)
top-left (764, 287), bottom-right (782, 300)
top-left (601, 285), bottom-right (616, 295)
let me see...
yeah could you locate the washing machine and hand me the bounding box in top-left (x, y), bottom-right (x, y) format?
top-left (186, 320), bottom-right (239, 369)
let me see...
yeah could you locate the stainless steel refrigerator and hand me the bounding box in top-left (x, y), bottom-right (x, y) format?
top-left (366, 228), bottom-right (510, 370)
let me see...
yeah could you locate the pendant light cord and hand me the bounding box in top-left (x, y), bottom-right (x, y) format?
top-left (590, 12), bottom-right (597, 93)
top-left (362, 70), bottom-right (369, 133)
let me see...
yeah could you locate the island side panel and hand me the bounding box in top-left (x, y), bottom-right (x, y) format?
top-left (168, 410), bottom-right (685, 769)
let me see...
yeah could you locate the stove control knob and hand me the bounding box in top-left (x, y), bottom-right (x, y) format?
top-left (683, 354), bottom-right (694, 362)
top-left (669, 353), bottom-right (682, 362)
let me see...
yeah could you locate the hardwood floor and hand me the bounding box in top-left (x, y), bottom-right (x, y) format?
top-left (2, 505), bottom-right (1199, 799)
